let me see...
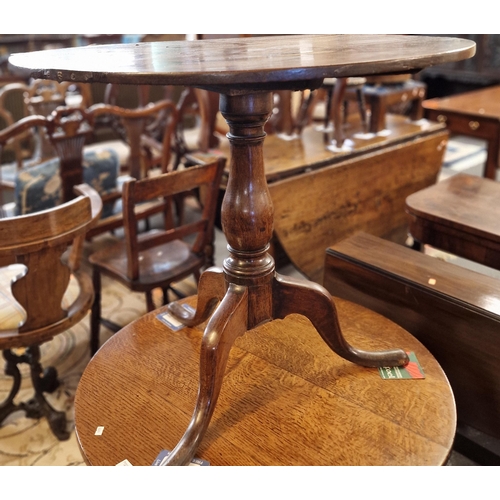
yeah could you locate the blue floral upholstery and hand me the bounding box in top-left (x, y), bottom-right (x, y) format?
top-left (82, 148), bottom-right (120, 218)
top-left (15, 157), bottom-right (61, 215)
top-left (14, 148), bottom-right (119, 217)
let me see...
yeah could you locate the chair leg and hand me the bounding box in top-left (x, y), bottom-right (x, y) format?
top-left (91, 268), bottom-right (123, 341)
top-left (356, 88), bottom-right (368, 132)
top-left (162, 287), bottom-right (170, 305)
top-left (323, 85), bottom-right (334, 144)
top-left (145, 290), bottom-right (155, 312)
top-left (194, 269), bottom-right (201, 284)
top-left (0, 349), bottom-right (23, 425)
top-left (174, 193), bottom-right (185, 226)
top-left (90, 267), bottom-right (102, 357)
top-left (332, 79), bottom-right (347, 148)
top-left (1, 347), bottom-right (70, 441)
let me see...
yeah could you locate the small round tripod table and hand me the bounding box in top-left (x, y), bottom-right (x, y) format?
top-left (10, 35), bottom-right (475, 465)
top-left (74, 296), bottom-right (456, 466)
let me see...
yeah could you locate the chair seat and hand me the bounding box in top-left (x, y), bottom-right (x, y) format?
top-left (0, 264), bottom-right (81, 332)
top-left (89, 236), bottom-right (205, 291)
top-left (84, 140), bottom-right (130, 168)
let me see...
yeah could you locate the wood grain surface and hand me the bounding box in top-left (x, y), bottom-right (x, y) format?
top-left (423, 84), bottom-right (500, 118)
top-left (423, 85), bottom-right (500, 179)
top-left (324, 231), bottom-right (500, 438)
top-left (269, 126), bottom-right (448, 282)
top-left (215, 114), bottom-right (447, 183)
top-left (9, 35), bottom-right (475, 92)
top-left (74, 296), bottom-right (456, 466)
top-left (406, 173), bottom-right (500, 269)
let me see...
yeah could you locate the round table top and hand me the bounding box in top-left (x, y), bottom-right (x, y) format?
top-left (9, 35), bottom-right (475, 92)
top-left (74, 296), bottom-right (456, 466)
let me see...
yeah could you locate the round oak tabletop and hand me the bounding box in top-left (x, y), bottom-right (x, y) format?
top-left (8, 35), bottom-right (475, 92)
top-left (74, 296), bottom-right (456, 466)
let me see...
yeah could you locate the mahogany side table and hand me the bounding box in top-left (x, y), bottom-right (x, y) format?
top-left (9, 34), bottom-right (475, 465)
top-left (423, 85), bottom-right (500, 179)
top-left (406, 172), bottom-right (500, 270)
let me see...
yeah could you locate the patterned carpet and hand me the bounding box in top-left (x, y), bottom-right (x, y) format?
top-left (0, 232), bottom-right (197, 466)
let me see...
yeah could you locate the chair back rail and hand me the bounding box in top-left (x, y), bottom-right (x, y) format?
top-left (1, 100), bottom-right (179, 240)
top-left (122, 158), bottom-right (225, 281)
top-left (173, 87), bottom-right (221, 169)
top-left (89, 99), bottom-right (179, 178)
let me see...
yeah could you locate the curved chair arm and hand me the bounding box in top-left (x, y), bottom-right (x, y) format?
top-left (68, 183), bottom-right (103, 271)
top-left (0, 114), bottom-right (49, 145)
top-left (73, 183), bottom-right (103, 223)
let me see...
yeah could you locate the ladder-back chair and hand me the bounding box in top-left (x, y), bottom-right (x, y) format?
top-left (88, 158), bottom-right (226, 355)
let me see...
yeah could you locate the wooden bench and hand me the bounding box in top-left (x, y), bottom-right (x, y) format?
top-left (323, 231), bottom-right (500, 464)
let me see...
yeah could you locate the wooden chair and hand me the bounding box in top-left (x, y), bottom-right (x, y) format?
top-left (0, 184), bottom-right (102, 440)
top-left (0, 110), bottom-right (122, 225)
top-left (0, 82), bottom-right (33, 168)
top-left (166, 87), bottom-right (226, 225)
top-left (0, 107), bottom-right (16, 205)
top-left (25, 79), bottom-right (71, 161)
top-left (0, 114), bottom-right (49, 214)
top-left (264, 89), bottom-right (320, 138)
top-left (172, 86), bottom-right (222, 170)
top-left (0, 82), bottom-right (30, 126)
top-left (25, 79), bottom-right (93, 161)
top-left (264, 90), bottom-right (300, 137)
top-left (103, 82), bottom-right (150, 110)
top-left (85, 99), bottom-right (179, 237)
top-left (89, 99), bottom-right (178, 180)
top-left (321, 77), bottom-right (368, 148)
top-left (88, 158), bottom-right (226, 356)
top-left (0, 100), bottom-right (178, 237)
top-left (363, 75), bottom-right (426, 133)
top-left (25, 79), bottom-right (70, 116)
top-left (296, 77), bottom-right (368, 147)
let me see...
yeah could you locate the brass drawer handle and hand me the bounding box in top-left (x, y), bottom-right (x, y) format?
top-left (437, 114), bottom-right (447, 123)
top-left (469, 120), bottom-right (480, 130)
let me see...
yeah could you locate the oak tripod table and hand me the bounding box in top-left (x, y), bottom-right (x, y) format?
top-left (9, 35), bottom-right (475, 465)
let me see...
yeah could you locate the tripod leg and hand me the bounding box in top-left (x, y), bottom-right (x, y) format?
top-left (161, 283), bottom-right (248, 465)
top-left (167, 267), bottom-right (225, 327)
top-left (272, 273), bottom-right (408, 367)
